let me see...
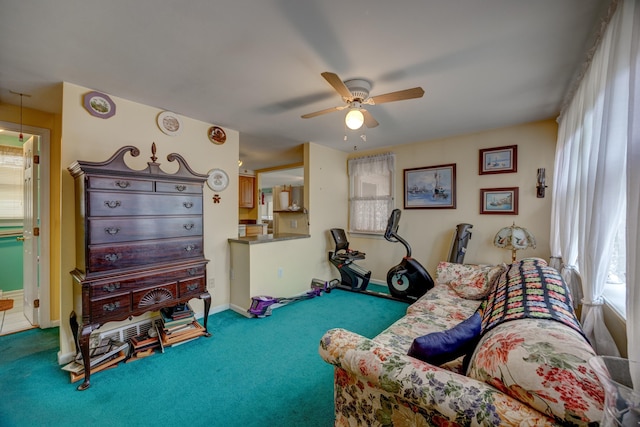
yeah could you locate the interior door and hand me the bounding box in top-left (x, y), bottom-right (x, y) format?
top-left (22, 136), bottom-right (39, 326)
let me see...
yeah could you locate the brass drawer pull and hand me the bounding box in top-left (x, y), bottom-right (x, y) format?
top-left (184, 245), bottom-right (196, 252)
top-left (183, 201), bottom-right (194, 209)
top-left (104, 200), bottom-right (121, 209)
top-left (115, 180), bottom-right (130, 189)
top-left (104, 253), bottom-right (121, 262)
top-left (104, 227), bottom-right (120, 235)
top-left (176, 184), bottom-right (187, 192)
top-left (103, 301), bottom-right (120, 312)
top-left (102, 283), bottom-right (121, 292)
top-left (187, 283), bottom-right (199, 292)
top-left (187, 268), bottom-right (197, 276)
top-left (183, 223), bottom-right (194, 230)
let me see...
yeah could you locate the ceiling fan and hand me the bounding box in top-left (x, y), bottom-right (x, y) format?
top-left (301, 72), bottom-right (425, 130)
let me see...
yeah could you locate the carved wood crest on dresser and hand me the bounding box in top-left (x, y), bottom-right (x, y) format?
top-left (68, 144), bottom-right (211, 390)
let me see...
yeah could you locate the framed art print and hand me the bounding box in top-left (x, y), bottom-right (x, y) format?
top-left (479, 145), bottom-right (517, 174)
top-left (480, 187), bottom-right (518, 214)
top-left (404, 163), bottom-right (456, 209)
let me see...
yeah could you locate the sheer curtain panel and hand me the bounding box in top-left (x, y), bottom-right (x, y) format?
top-left (625, 0), bottom-right (640, 392)
top-left (348, 153), bottom-right (394, 234)
top-left (551, 0), bottom-right (637, 357)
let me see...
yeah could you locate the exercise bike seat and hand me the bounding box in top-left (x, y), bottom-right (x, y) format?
top-left (330, 228), bottom-right (365, 259)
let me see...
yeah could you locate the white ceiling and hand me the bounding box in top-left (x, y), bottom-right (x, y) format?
top-left (0, 1), bottom-right (609, 171)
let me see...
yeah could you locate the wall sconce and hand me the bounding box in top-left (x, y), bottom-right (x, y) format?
top-left (536, 168), bottom-right (547, 198)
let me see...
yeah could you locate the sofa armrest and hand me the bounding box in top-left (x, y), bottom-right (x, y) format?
top-left (319, 328), bottom-right (561, 426)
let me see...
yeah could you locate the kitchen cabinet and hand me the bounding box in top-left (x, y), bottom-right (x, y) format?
top-left (239, 175), bottom-right (254, 208)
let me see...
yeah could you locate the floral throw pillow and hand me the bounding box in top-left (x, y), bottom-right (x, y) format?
top-left (435, 262), bottom-right (505, 300)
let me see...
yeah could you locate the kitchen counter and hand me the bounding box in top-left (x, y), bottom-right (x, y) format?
top-left (228, 232), bottom-right (313, 316)
top-left (228, 233), bottom-right (310, 245)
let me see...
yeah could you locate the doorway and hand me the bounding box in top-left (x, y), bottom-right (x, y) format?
top-left (0, 122), bottom-right (50, 335)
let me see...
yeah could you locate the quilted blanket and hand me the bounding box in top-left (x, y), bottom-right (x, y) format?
top-left (481, 258), bottom-right (585, 338)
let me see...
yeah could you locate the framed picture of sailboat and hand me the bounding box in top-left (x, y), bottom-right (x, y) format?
top-left (480, 187), bottom-right (519, 214)
top-left (479, 145), bottom-right (517, 174)
top-left (404, 164), bottom-right (456, 209)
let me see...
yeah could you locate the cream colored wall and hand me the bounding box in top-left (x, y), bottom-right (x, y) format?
top-left (59, 82), bottom-right (238, 358)
top-left (305, 142), bottom-right (350, 280)
top-left (232, 143), bottom-right (348, 300)
top-left (347, 119), bottom-right (557, 283)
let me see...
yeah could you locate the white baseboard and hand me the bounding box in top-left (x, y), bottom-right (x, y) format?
top-left (58, 350), bottom-right (75, 365)
top-left (229, 304), bottom-right (252, 318)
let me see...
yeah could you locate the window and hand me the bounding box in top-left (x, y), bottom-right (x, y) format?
top-left (604, 216), bottom-right (626, 318)
top-left (348, 153), bottom-right (395, 234)
top-left (0, 145), bottom-right (24, 222)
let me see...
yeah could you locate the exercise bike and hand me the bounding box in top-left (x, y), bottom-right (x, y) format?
top-left (384, 209), bottom-right (434, 301)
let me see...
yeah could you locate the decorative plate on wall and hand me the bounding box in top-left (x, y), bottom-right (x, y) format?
top-left (157, 111), bottom-right (183, 136)
top-left (208, 126), bottom-right (227, 145)
top-left (83, 91), bottom-right (116, 119)
top-left (207, 168), bottom-right (229, 192)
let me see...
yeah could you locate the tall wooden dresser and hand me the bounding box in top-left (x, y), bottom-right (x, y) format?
top-left (68, 144), bottom-right (211, 390)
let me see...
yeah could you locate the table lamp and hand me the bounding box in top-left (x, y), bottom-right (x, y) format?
top-left (493, 222), bottom-right (536, 263)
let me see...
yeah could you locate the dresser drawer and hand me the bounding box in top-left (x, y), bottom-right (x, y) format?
top-left (88, 191), bottom-right (202, 217)
top-left (90, 294), bottom-right (131, 320)
top-left (132, 283), bottom-right (178, 311)
top-left (88, 237), bottom-right (204, 273)
top-left (179, 277), bottom-right (206, 298)
top-left (88, 176), bottom-right (153, 192)
top-left (90, 264), bottom-right (206, 298)
top-left (88, 217), bottom-right (203, 244)
top-left (156, 180), bottom-right (203, 194)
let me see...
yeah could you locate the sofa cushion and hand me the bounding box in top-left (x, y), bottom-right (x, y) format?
top-left (468, 259), bottom-right (603, 424)
top-left (467, 319), bottom-right (604, 424)
top-left (435, 261), bottom-right (505, 300)
top-left (375, 283), bottom-right (483, 373)
top-left (408, 311), bottom-right (481, 366)
top-left (406, 282), bottom-right (483, 318)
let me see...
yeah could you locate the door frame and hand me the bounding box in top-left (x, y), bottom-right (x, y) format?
top-left (0, 120), bottom-right (51, 328)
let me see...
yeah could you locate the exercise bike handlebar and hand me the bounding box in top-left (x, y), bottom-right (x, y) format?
top-left (384, 209), bottom-right (412, 257)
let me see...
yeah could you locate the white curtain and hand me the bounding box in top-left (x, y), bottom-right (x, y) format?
top-left (348, 153), bottom-right (394, 233)
top-left (551, 0), bottom-right (637, 357)
top-left (625, 0), bottom-right (640, 391)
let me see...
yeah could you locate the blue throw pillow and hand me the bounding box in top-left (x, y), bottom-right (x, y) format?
top-left (408, 311), bottom-right (481, 366)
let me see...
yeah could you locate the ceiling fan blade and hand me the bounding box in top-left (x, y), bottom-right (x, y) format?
top-left (301, 105), bottom-right (345, 119)
top-left (368, 87), bottom-right (425, 105)
top-left (321, 72), bottom-right (352, 99)
top-left (362, 109), bottom-right (379, 128)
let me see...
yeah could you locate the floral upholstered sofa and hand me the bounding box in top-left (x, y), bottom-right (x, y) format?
top-left (319, 258), bottom-right (604, 426)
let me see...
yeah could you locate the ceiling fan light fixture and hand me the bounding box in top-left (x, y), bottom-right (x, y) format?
top-left (345, 109), bottom-right (364, 130)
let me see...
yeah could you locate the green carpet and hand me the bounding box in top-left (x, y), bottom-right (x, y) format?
top-left (0, 286), bottom-right (407, 427)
